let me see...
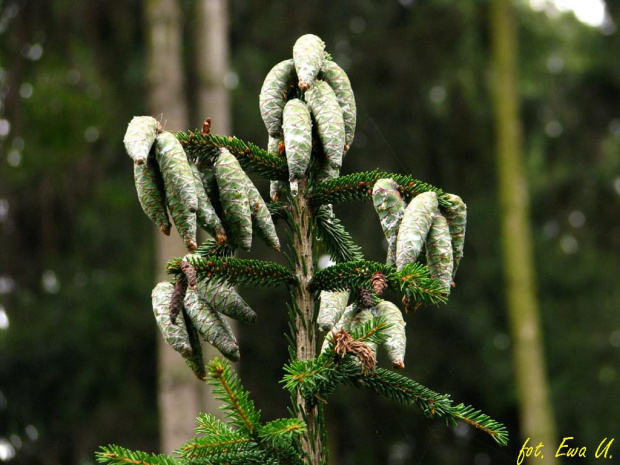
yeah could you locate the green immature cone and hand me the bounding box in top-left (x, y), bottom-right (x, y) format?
top-left (425, 213), bottom-right (453, 294)
top-left (259, 59), bottom-right (297, 137)
top-left (268, 136), bottom-right (287, 202)
top-left (214, 148), bottom-right (252, 251)
top-left (374, 300), bottom-right (406, 369)
top-left (184, 288), bottom-right (240, 362)
top-left (395, 192), bottom-right (438, 271)
top-left (443, 193), bottom-right (467, 278)
top-left (283, 99), bottom-right (312, 193)
top-left (293, 34), bottom-right (325, 90)
top-left (155, 131), bottom-right (198, 212)
top-left (246, 180), bottom-right (281, 251)
top-left (156, 131), bottom-right (198, 250)
top-left (305, 80), bottom-right (345, 181)
top-left (124, 116), bottom-right (161, 165)
top-left (152, 282), bottom-right (192, 357)
top-left (133, 158), bottom-right (171, 235)
top-left (319, 60), bottom-right (356, 152)
top-left (317, 290), bottom-right (350, 331)
top-left (197, 279), bottom-right (257, 323)
top-left (190, 162), bottom-right (227, 244)
top-left (321, 304), bottom-right (357, 354)
top-left (372, 178), bottom-right (406, 266)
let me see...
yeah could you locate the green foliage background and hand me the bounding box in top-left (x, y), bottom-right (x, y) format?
top-left (0, 0), bottom-right (619, 463)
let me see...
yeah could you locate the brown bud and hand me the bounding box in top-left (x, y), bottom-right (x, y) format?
top-left (370, 271), bottom-right (388, 295)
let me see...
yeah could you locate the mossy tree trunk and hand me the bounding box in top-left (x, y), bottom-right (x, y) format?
top-left (490, 0), bottom-right (558, 459)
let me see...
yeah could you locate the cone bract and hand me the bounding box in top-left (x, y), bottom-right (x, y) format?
top-left (155, 131), bottom-right (198, 213)
top-left (283, 99), bottom-right (312, 181)
top-left (319, 60), bottom-right (356, 152)
top-left (259, 59), bottom-right (297, 137)
top-left (152, 282), bottom-right (192, 357)
top-left (443, 193), bottom-right (467, 277)
top-left (246, 180), bottom-right (280, 251)
top-left (190, 162), bottom-right (226, 242)
top-left (317, 290), bottom-right (349, 331)
top-left (426, 213), bottom-right (453, 293)
top-left (374, 300), bottom-right (406, 368)
top-left (293, 34), bottom-right (325, 90)
top-left (305, 80), bottom-right (345, 180)
top-left (134, 158), bottom-right (171, 235)
top-left (372, 178), bottom-right (405, 266)
top-left (214, 149), bottom-right (253, 251)
top-left (184, 288), bottom-right (240, 362)
top-left (198, 278), bottom-right (257, 323)
top-left (395, 191), bottom-right (438, 271)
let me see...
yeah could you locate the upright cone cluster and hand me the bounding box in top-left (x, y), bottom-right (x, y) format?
top-left (259, 34), bottom-right (356, 196)
top-left (126, 33), bottom-right (468, 381)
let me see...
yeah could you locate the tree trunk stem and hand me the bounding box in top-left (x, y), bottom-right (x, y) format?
top-left (291, 178), bottom-right (323, 465)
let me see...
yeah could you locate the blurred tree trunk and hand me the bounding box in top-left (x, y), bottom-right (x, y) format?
top-left (490, 0), bottom-right (558, 459)
top-left (145, 0), bottom-right (206, 453)
top-left (194, 0), bottom-right (232, 417)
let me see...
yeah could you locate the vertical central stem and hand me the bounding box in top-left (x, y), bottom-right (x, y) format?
top-left (291, 178), bottom-right (322, 465)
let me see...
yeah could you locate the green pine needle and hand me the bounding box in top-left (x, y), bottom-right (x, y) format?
top-left (196, 239), bottom-right (235, 258)
top-left (178, 436), bottom-right (254, 460)
top-left (167, 255), bottom-right (296, 288)
top-left (96, 445), bottom-right (179, 465)
top-left (207, 358), bottom-right (262, 435)
top-left (314, 205), bottom-right (364, 263)
top-left (258, 418), bottom-right (307, 444)
top-left (310, 260), bottom-right (447, 306)
top-left (176, 130), bottom-right (287, 181)
top-left (309, 169), bottom-right (454, 207)
top-left (449, 404), bottom-right (510, 447)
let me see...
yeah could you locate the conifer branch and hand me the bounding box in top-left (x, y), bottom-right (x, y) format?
top-left (176, 130), bottom-right (288, 180)
top-left (310, 260), bottom-right (447, 306)
top-left (196, 239), bottom-right (235, 258)
top-left (313, 205), bottom-right (364, 263)
top-left (309, 170), bottom-right (453, 207)
top-left (449, 404), bottom-right (509, 447)
top-left (179, 436), bottom-right (253, 460)
top-left (166, 255), bottom-right (295, 288)
top-left (96, 445), bottom-right (179, 465)
top-left (207, 358), bottom-right (262, 435)
top-left (283, 347), bottom-right (509, 446)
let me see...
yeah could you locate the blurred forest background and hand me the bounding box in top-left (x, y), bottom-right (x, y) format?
top-left (1, 0), bottom-right (619, 464)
